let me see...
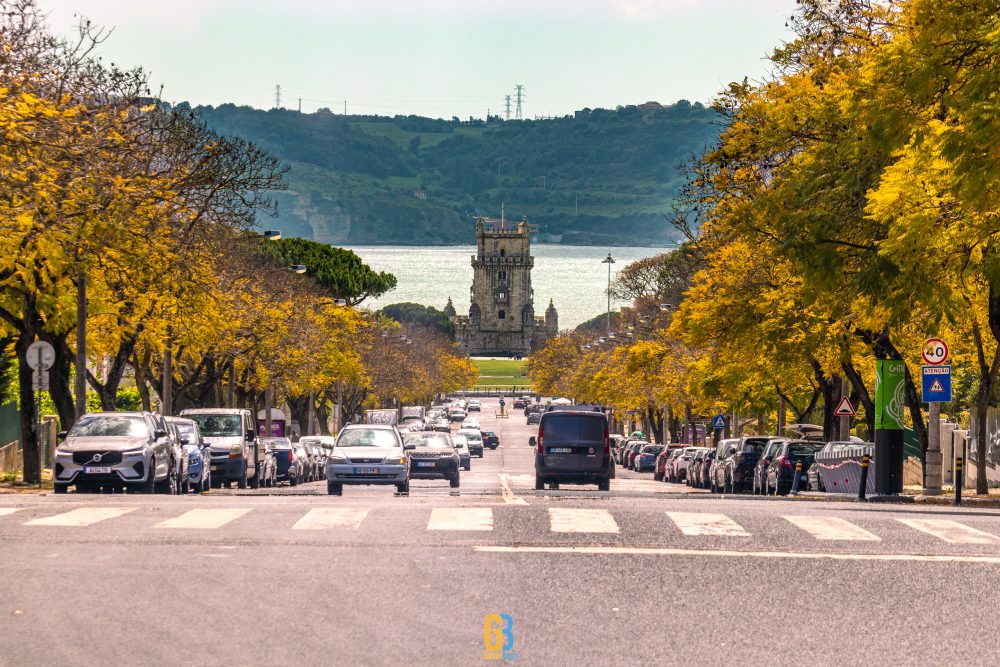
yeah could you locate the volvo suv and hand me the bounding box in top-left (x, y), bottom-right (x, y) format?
top-left (54, 411), bottom-right (176, 494)
top-left (530, 410), bottom-right (612, 491)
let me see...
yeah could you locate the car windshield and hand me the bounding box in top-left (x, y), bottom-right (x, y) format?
top-left (789, 443), bottom-right (825, 456)
top-left (459, 431), bottom-right (482, 441)
top-left (188, 415), bottom-right (242, 437)
top-left (70, 414), bottom-right (148, 438)
top-left (643, 446), bottom-right (663, 454)
top-left (405, 433), bottom-right (453, 449)
top-left (266, 438), bottom-right (292, 449)
top-left (337, 429), bottom-right (400, 448)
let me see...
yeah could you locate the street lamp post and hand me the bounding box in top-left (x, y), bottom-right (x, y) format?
top-left (601, 252), bottom-right (615, 335)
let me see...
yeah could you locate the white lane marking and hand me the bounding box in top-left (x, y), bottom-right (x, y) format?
top-left (896, 518), bottom-right (1000, 544)
top-left (549, 508), bottom-right (619, 533)
top-left (0, 508), bottom-right (23, 517)
top-left (499, 474), bottom-right (528, 505)
top-left (784, 516), bottom-right (880, 541)
top-left (427, 508), bottom-right (494, 531)
top-left (292, 508), bottom-right (369, 530)
top-left (666, 512), bottom-right (749, 537)
top-left (156, 508), bottom-right (251, 529)
top-left (25, 507), bottom-right (135, 527)
top-left (472, 545), bottom-right (1000, 564)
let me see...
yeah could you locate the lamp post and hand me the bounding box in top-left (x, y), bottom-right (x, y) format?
top-left (601, 252), bottom-right (615, 335)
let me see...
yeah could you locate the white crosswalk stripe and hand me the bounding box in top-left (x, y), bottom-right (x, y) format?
top-left (896, 518), bottom-right (1000, 544)
top-left (25, 507), bottom-right (134, 527)
top-left (427, 507), bottom-right (494, 531)
top-left (293, 508), bottom-right (369, 530)
top-left (666, 512), bottom-right (749, 537)
top-left (156, 508), bottom-right (251, 529)
top-left (548, 508), bottom-right (619, 533)
top-left (784, 516), bottom-right (880, 541)
top-left (0, 508), bottom-right (23, 518)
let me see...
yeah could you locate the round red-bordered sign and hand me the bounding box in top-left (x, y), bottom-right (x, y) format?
top-left (922, 338), bottom-right (949, 365)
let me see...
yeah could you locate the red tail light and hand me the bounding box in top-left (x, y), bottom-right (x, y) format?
top-left (604, 426), bottom-right (610, 455)
top-left (537, 427), bottom-right (544, 455)
top-left (780, 456), bottom-right (792, 468)
top-left (288, 449), bottom-right (294, 462)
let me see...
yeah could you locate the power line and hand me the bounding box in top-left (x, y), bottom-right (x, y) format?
top-left (514, 84), bottom-right (524, 120)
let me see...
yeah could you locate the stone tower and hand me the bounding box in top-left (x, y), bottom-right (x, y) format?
top-left (447, 216), bottom-right (558, 356)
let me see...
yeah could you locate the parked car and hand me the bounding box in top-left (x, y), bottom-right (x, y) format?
top-left (452, 434), bottom-right (472, 471)
top-left (668, 446), bottom-right (700, 483)
top-left (166, 416), bottom-right (211, 493)
top-left (530, 409), bottom-right (612, 491)
top-left (404, 432), bottom-right (461, 488)
top-left (752, 438), bottom-right (789, 495)
top-left (269, 437), bottom-right (303, 486)
top-left (457, 428), bottom-right (484, 457)
top-left (653, 444), bottom-right (681, 481)
top-left (634, 445), bottom-right (664, 473)
top-left (695, 449), bottom-right (716, 488)
top-left (294, 441), bottom-right (314, 482)
top-left (467, 400), bottom-right (481, 412)
top-left (482, 431), bottom-right (500, 450)
top-left (626, 441), bottom-right (645, 471)
top-left (258, 440), bottom-right (278, 487)
top-left (765, 440), bottom-right (826, 495)
top-left (306, 442), bottom-right (326, 480)
top-left (161, 417), bottom-right (191, 494)
top-left (54, 411), bottom-right (178, 494)
top-left (325, 424), bottom-right (410, 495)
top-left (687, 448), bottom-right (708, 487)
top-left (713, 436), bottom-right (770, 493)
top-left (179, 408), bottom-right (262, 489)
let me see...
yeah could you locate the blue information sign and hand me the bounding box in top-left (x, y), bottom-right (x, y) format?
top-left (921, 365), bottom-right (952, 403)
top-left (712, 414), bottom-right (727, 430)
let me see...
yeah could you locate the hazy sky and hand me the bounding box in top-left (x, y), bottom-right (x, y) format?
top-left (35, 0), bottom-right (798, 118)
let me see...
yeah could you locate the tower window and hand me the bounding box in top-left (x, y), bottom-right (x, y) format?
top-left (498, 271), bottom-right (506, 280)
top-left (500, 249), bottom-right (505, 257)
top-left (498, 310), bottom-right (506, 320)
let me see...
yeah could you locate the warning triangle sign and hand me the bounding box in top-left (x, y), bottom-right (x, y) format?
top-left (930, 379), bottom-right (944, 393)
top-left (834, 396), bottom-right (856, 417)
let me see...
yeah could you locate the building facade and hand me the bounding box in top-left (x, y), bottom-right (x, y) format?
top-left (445, 217), bottom-right (558, 357)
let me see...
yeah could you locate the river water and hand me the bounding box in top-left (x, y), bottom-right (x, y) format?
top-left (345, 244), bottom-right (668, 329)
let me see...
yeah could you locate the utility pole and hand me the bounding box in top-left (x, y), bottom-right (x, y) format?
top-left (274, 84), bottom-right (281, 109)
top-left (602, 252), bottom-right (615, 335)
top-left (75, 271), bottom-right (87, 422)
top-left (344, 99), bottom-right (347, 115)
top-left (504, 95), bottom-right (512, 120)
top-left (514, 84), bottom-right (524, 120)
top-left (298, 98), bottom-right (302, 113)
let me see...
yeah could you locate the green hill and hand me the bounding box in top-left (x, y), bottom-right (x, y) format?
top-left (190, 101), bottom-right (720, 246)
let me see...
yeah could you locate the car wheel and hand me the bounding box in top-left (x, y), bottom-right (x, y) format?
top-left (327, 481), bottom-right (342, 496)
top-left (598, 478), bottom-right (610, 492)
top-left (54, 482), bottom-right (68, 494)
top-left (549, 482), bottom-right (560, 490)
top-left (237, 464), bottom-right (248, 490)
top-left (155, 460), bottom-right (177, 494)
top-left (654, 472), bottom-right (662, 482)
top-left (396, 481), bottom-right (409, 494)
top-left (534, 475), bottom-right (544, 490)
top-left (450, 474), bottom-right (460, 489)
top-left (290, 477), bottom-right (298, 487)
top-left (464, 462), bottom-right (470, 471)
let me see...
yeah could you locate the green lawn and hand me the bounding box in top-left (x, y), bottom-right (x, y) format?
top-left (473, 359), bottom-right (532, 388)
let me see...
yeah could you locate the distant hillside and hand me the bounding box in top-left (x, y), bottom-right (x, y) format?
top-left (190, 101), bottom-right (721, 246)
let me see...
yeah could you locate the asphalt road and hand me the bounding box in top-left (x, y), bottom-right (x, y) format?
top-left (3, 397), bottom-right (1000, 666)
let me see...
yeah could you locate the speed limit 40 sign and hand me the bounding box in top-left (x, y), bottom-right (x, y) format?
top-left (922, 338), bottom-right (949, 366)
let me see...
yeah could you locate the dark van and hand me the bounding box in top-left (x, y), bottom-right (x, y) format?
top-left (529, 410), bottom-right (612, 491)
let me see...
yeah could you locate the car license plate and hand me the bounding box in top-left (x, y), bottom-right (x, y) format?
top-left (355, 467), bottom-right (379, 474)
top-left (84, 466), bottom-right (112, 474)
top-left (416, 462), bottom-right (435, 467)
top-left (550, 448), bottom-right (572, 454)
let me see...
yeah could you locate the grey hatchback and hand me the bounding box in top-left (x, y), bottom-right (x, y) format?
top-left (530, 410), bottom-right (612, 491)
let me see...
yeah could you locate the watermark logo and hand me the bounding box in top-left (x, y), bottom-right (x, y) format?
top-left (483, 613), bottom-right (517, 661)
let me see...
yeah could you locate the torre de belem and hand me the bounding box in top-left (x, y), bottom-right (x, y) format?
top-left (443, 217), bottom-right (558, 357)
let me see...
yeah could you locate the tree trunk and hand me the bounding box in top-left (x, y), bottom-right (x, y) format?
top-left (811, 359), bottom-right (840, 441)
top-left (16, 299), bottom-right (40, 484)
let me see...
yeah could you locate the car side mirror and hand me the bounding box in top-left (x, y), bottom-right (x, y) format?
top-left (246, 430), bottom-right (255, 441)
top-left (154, 429), bottom-right (167, 439)
top-left (529, 436), bottom-right (537, 446)
top-left (403, 443), bottom-right (416, 451)
top-left (57, 431), bottom-right (67, 441)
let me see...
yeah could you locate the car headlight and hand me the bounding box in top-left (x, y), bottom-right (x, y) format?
top-left (328, 456), bottom-right (348, 465)
top-left (188, 455), bottom-right (199, 464)
top-left (122, 447), bottom-right (147, 456)
top-left (385, 457), bottom-right (406, 465)
top-left (229, 444), bottom-right (243, 458)
top-left (55, 449), bottom-right (73, 457)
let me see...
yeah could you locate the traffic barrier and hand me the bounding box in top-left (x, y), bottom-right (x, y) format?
top-left (858, 454), bottom-right (870, 501)
top-left (790, 460), bottom-right (803, 495)
top-left (815, 445), bottom-right (876, 496)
